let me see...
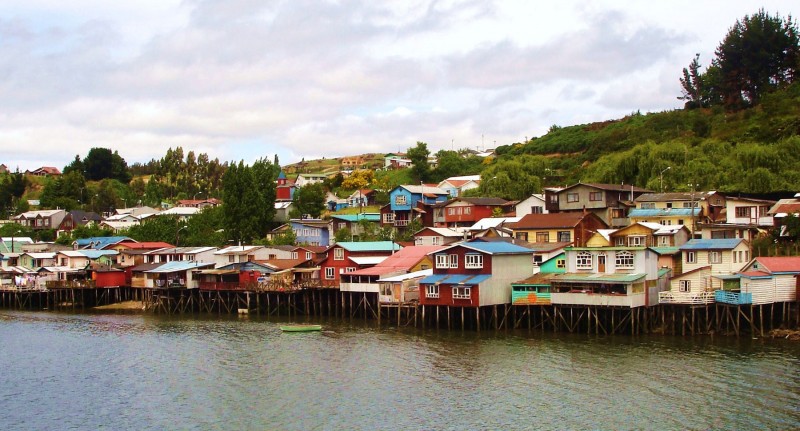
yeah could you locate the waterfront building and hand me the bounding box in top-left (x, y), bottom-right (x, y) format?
top-left (319, 241), bottom-right (401, 287)
top-left (714, 256), bottom-right (800, 305)
top-left (509, 212), bottom-right (608, 247)
top-left (340, 245), bottom-right (440, 301)
top-left (553, 183), bottom-right (650, 228)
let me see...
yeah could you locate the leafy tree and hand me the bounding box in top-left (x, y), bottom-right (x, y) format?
top-left (269, 229), bottom-right (297, 246)
top-left (395, 218), bottom-right (422, 242)
top-left (341, 170), bottom-right (374, 190)
top-left (0, 223), bottom-right (35, 238)
top-left (678, 54), bottom-right (705, 109)
top-left (222, 161), bottom-right (261, 243)
top-left (126, 215), bottom-right (184, 243)
top-left (56, 224), bottom-right (114, 246)
top-left (290, 183), bottom-right (326, 219)
top-left (713, 9), bottom-right (800, 109)
top-left (334, 227), bottom-right (352, 243)
top-left (83, 148), bottom-right (131, 183)
top-left (407, 141), bottom-right (431, 182)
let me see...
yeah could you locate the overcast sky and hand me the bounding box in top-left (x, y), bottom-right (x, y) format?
top-left (1, 0), bottom-right (797, 171)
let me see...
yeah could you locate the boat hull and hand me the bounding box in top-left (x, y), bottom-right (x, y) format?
top-left (280, 324), bottom-right (322, 332)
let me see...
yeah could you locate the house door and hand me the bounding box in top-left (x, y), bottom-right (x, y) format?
top-left (598, 254), bottom-right (606, 272)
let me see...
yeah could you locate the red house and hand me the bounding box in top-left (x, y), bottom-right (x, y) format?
top-left (319, 241), bottom-right (400, 287)
top-left (432, 197), bottom-right (513, 228)
top-left (419, 240), bottom-right (534, 308)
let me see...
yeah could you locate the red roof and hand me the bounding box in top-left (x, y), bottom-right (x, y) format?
top-left (118, 242), bottom-right (174, 250)
top-left (773, 203), bottom-right (800, 214)
top-left (511, 212), bottom-right (592, 229)
top-left (753, 257), bottom-right (800, 273)
top-left (347, 245), bottom-right (444, 276)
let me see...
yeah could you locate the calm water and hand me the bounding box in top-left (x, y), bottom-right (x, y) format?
top-left (0, 311), bottom-right (798, 430)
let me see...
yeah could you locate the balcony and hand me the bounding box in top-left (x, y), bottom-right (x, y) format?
top-left (658, 290), bottom-right (715, 305)
top-left (394, 219), bottom-right (410, 227)
top-left (551, 292), bottom-right (645, 308)
top-left (714, 290), bottom-right (752, 305)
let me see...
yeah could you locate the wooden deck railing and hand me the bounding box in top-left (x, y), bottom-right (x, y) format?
top-left (658, 291), bottom-right (715, 305)
top-left (46, 280), bottom-right (97, 289)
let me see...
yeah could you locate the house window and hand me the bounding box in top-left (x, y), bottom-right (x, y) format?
top-left (556, 259), bottom-right (566, 269)
top-left (576, 252), bottom-right (592, 269)
top-left (338, 222), bottom-right (346, 230)
top-left (666, 203), bottom-right (673, 209)
top-left (426, 285), bottom-right (439, 299)
top-left (464, 207), bottom-right (471, 215)
top-left (380, 284), bottom-right (393, 296)
top-left (452, 286), bottom-right (471, 300)
top-left (686, 251), bottom-right (696, 264)
top-left (435, 254), bottom-right (453, 268)
top-left (228, 255), bottom-right (235, 263)
top-left (616, 251), bottom-right (634, 269)
top-left (557, 231), bottom-right (571, 242)
top-left (614, 237), bottom-right (625, 246)
top-left (395, 195), bottom-right (407, 205)
top-left (641, 203), bottom-right (655, 209)
top-left (346, 267), bottom-right (356, 272)
top-left (709, 251), bottom-right (722, 264)
top-left (628, 236), bottom-right (645, 247)
top-left (415, 237), bottom-right (423, 246)
top-left (449, 254), bottom-right (458, 268)
top-left (291, 252), bottom-right (298, 259)
top-left (516, 232), bottom-right (528, 241)
top-left (306, 252), bottom-right (312, 260)
top-left (383, 213), bottom-right (395, 224)
top-left (679, 280), bottom-right (691, 292)
top-left (325, 267), bottom-right (335, 279)
top-left (536, 232), bottom-right (550, 242)
top-left (735, 207), bottom-right (751, 218)
top-left (448, 208), bottom-right (455, 215)
top-left (658, 236), bottom-right (670, 246)
top-left (589, 192), bottom-right (602, 201)
top-left (334, 248), bottom-right (344, 260)
top-left (567, 193), bottom-right (579, 203)
top-left (677, 219), bottom-right (684, 225)
top-left (465, 254), bottom-right (483, 269)
top-left (531, 206), bottom-right (543, 214)
top-left (432, 236), bottom-right (441, 246)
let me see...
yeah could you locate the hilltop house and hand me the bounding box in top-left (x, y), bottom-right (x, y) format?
top-left (13, 209), bottom-right (67, 231)
top-left (509, 212), bottom-right (608, 247)
top-left (437, 175), bottom-right (481, 197)
top-left (381, 185), bottom-right (449, 229)
top-left (514, 194), bottom-right (548, 217)
top-left (553, 183), bottom-right (650, 227)
top-left (630, 191), bottom-right (724, 235)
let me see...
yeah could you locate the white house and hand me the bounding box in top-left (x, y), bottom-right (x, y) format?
top-left (514, 194), bottom-right (548, 217)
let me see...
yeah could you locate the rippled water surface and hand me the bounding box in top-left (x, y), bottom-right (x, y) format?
top-left (1, 311), bottom-right (798, 430)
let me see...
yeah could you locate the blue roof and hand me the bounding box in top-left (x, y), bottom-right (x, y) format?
top-left (420, 274), bottom-right (491, 285)
top-left (680, 238), bottom-right (745, 250)
top-left (79, 250), bottom-right (119, 259)
top-left (75, 236), bottom-right (132, 250)
top-left (336, 241), bottom-right (400, 252)
top-left (459, 241), bottom-right (533, 254)
top-left (145, 261), bottom-right (214, 273)
top-left (331, 214), bottom-right (381, 222)
top-left (629, 208), bottom-right (700, 217)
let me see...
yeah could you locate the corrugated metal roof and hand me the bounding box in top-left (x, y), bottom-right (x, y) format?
top-left (679, 238), bottom-right (744, 250)
top-left (378, 269), bottom-right (433, 282)
top-left (752, 257), bottom-right (800, 273)
top-left (419, 273), bottom-right (491, 285)
top-left (336, 241), bottom-right (400, 252)
top-left (552, 273), bottom-right (646, 283)
top-left (145, 261), bottom-right (214, 273)
top-left (458, 241), bottom-right (533, 254)
top-left (348, 256), bottom-right (388, 266)
top-left (331, 213), bottom-right (381, 222)
top-left (628, 208), bottom-right (699, 217)
top-left (511, 212), bottom-right (593, 229)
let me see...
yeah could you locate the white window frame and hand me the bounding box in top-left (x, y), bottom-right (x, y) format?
top-left (628, 236), bottom-right (645, 247)
top-left (449, 254), bottom-right (458, 269)
top-left (576, 251), bottom-right (593, 269)
top-left (334, 248), bottom-right (344, 261)
top-left (426, 285), bottom-right (439, 299)
top-left (435, 254), bottom-right (450, 269)
top-left (464, 254), bottom-right (483, 269)
top-left (709, 251), bottom-right (722, 264)
top-left (383, 213), bottom-right (395, 224)
top-left (686, 251), bottom-right (696, 264)
top-left (566, 193), bottom-right (579, 203)
top-left (679, 280), bottom-right (691, 292)
top-left (452, 286), bottom-right (471, 300)
top-left (325, 267), bottom-right (335, 279)
top-left (432, 236), bottom-right (441, 246)
top-left (395, 195), bottom-right (407, 205)
top-left (616, 251), bottom-right (634, 269)
top-left (415, 237), bottom-right (423, 246)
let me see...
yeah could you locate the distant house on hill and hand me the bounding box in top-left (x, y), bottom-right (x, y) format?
top-left (26, 166), bottom-right (61, 177)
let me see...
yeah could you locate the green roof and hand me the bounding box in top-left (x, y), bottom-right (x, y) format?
top-left (650, 247), bottom-right (679, 255)
top-left (331, 213), bottom-right (380, 222)
top-left (335, 241), bottom-right (400, 252)
top-left (552, 273), bottom-right (646, 284)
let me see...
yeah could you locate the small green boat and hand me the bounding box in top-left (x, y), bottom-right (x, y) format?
top-left (280, 324), bottom-right (322, 332)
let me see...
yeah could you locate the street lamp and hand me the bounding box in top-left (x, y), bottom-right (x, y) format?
top-left (194, 191), bottom-right (204, 201)
top-left (660, 166), bottom-right (671, 193)
top-left (176, 225), bottom-right (188, 247)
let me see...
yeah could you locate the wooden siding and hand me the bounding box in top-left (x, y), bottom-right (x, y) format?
top-left (741, 275), bottom-right (797, 305)
top-left (682, 243), bottom-right (749, 275)
top-left (511, 287), bottom-right (551, 305)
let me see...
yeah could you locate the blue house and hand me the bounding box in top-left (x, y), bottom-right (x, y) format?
top-left (382, 184), bottom-right (448, 228)
top-left (290, 219), bottom-right (333, 246)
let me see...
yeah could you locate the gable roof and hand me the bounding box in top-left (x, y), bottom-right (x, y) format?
top-left (748, 256), bottom-right (800, 274)
top-left (679, 238), bottom-right (746, 250)
top-left (330, 213), bottom-right (381, 223)
top-left (74, 236), bottom-right (134, 250)
top-left (511, 212), bottom-right (599, 229)
top-left (347, 245), bottom-right (443, 276)
top-left (415, 227), bottom-right (466, 238)
top-left (334, 241), bottom-right (401, 252)
top-left (559, 182), bottom-right (650, 194)
top-left (436, 240), bottom-right (533, 255)
top-left (397, 185), bottom-right (448, 195)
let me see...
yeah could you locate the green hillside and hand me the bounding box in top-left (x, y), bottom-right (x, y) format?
top-left (494, 82), bottom-right (800, 193)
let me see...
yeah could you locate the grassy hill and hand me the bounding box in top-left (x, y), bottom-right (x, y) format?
top-left (495, 83), bottom-right (800, 193)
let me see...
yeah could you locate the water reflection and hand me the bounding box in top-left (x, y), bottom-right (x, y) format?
top-left (0, 310), bottom-right (798, 430)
